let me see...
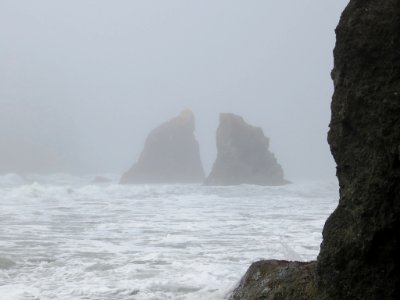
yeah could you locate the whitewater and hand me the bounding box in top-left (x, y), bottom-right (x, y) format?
top-left (0, 174), bottom-right (338, 300)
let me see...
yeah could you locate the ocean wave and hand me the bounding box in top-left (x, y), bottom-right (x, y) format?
top-left (0, 174), bottom-right (338, 299)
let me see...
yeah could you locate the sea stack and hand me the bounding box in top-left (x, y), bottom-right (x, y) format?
top-left (120, 110), bottom-right (205, 184)
top-left (205, 113), bottom-right (287, 186)
top-left (230, 1), bottom-right (400, 299)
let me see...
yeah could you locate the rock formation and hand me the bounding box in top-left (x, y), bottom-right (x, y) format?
top-left (205, 113), bottom-right (287, 186)
top-left (230, 0), bottom-right (400, 299)
top-left (231, 260), bottom-right (317, 300)
top-left (317, 0), bottom-right (400, 298)
top-left (120, 110), bottom-right (205, 184)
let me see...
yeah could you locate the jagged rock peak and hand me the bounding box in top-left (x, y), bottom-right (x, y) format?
top-left (176, 109), bottom-right (195, 130)
top-left (204, 113), bottom-right (287, 186)
top-left (120, 110), bottom-right (205, 184)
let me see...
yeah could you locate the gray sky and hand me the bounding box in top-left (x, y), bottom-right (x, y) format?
top-left (0, 0), bottom-right (349, 179)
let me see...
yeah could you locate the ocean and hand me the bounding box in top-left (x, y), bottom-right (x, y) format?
top-left (0, 174), bottom-right (338, 300)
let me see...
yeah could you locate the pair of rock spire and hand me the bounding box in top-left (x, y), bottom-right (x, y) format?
top-left (120, 110), bottom-right (287, 186)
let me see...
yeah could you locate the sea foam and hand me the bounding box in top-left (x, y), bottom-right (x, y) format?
top-left (0, 174), bottom-right (338, 299)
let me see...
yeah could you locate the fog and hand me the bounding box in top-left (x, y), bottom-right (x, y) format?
top-left (0, 0), bottom-right (348, 180)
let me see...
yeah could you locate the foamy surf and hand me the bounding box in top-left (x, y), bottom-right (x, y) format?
top-left (0, 174), bottom-right (338, 299)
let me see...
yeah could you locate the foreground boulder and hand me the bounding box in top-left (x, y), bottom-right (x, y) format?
top-left (230, 1), bottom-right (400, 299)
top-left (205, 113), bottom-right (287, 186)
top-left (230, 260), bottom-right (316, 300)
top-left (120, 110), bottom-right (205, 184)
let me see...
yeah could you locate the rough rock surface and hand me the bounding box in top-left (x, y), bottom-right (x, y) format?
top-left (230, 1), bottom-right (400, 299)
top-left (120, 110), bottom-right (205, 184)
top-left (317, 1), bottom-right (400, 299)
top-left (230, 260), bottom-right (316, 300)
top-left (204, 113), bottom-right (286, 186)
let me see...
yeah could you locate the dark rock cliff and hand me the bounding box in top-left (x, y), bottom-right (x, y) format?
top-left (120, 110), bottom-right (205, 184)
top-left (317, 0), bottom-right (400, 299)
top-left (204, 113), bottom-right (287, 186)
top-left (230, 0), bottom-right (400, 299)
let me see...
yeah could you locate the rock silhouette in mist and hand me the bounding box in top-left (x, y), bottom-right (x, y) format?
top-left (230, 1), bottom-right (400, 299)
top-left (205, 113), bottom-right (287, 186)
top-left (120, 110), bottom-right (205, 184)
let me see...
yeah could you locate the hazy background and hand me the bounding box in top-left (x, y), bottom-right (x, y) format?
top-left (0, 0), bottom-right (349, 180)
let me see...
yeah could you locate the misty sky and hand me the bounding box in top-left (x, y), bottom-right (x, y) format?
top-left (0, 0), bottom-right (349, 179)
